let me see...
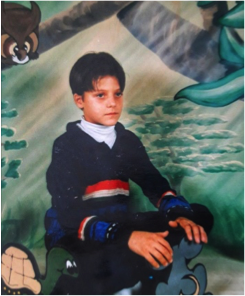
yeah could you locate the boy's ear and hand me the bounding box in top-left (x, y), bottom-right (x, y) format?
top-left (73, 93), bottom-right (84, 109)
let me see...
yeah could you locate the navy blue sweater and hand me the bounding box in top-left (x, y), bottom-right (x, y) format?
top-left (46, 121), bottom-right (191, 244)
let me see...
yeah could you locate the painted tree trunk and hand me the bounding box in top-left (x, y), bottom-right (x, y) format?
top-left (117, 1), bottom-right (237, 82)
top-left (38, 1), bottom-right (132, 54)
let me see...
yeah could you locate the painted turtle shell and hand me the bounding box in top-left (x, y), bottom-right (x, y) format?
top-left (1, 246), bottom-right (41, 294)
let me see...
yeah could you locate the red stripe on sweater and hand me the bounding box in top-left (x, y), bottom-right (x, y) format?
top-left (157, 190), bottom-right (176, 208)
top-left (78, 216), bottom-right (95, 240)
top-left (84, 180), bottom-right (129, 195)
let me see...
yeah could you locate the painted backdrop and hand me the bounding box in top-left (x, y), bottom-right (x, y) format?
top-left (1, 1), bottom-right (244, 294)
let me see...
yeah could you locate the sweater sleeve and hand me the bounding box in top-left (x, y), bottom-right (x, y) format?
top-left (46, 137), bottom-right (88, 230)
top-left (126, 133), bottom-right (193, 219)
top-left (126, 133), bottom-right (173, 205)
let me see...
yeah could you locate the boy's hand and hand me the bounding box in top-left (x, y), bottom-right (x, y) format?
top-left (169, 217), bottom-right (208, 244)
top-left (128, 231), bottom-right (173, 268)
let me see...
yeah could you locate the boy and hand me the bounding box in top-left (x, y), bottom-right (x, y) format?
top-left (45, 52), bottom-right (213, 294)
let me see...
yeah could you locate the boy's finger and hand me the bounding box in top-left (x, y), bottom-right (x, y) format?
top-left (192, 225), bottom-right (201, 244)
top-left (158, 239), bottom-right (173, 255)
top-left (145, 252), bottom-right (160, 268)
top-left (150, 248), bottom-right (171, 267)
top-left (168, 221), bottom-right (178, 228)
top-left (184, 224), bottom-right (193, 241)
top-left (154, 244), bottom-right (173, 264)
top-left (200, 227), bottom-right (208, 243)
top-left (157, 231), bottom-right (169, 238)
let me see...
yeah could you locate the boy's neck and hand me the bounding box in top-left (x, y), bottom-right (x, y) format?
top-left (81, 116), bottom-right (115, 132)
top-left (77, 117), bottom-right (117, 149)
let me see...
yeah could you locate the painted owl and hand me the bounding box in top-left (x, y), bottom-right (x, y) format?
top-left (1, 1), bottom-right (41, 68)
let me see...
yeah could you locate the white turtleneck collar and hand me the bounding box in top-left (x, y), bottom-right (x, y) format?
top-left (77, 117), bottom-right (117, 149)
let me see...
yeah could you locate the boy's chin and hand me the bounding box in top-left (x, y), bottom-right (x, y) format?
top-left (101, 121), bottom-right (118, 126)
top-left (91, 119), bottom-right (118, 126)
top-left (101, 117), bottom-right (120, 126)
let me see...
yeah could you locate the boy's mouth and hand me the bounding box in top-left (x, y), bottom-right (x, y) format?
top-left (105, 112), bottom-right (118, 116)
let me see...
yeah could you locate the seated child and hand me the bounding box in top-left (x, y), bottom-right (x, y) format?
top-left (45, 52), bottom-right (213, 294)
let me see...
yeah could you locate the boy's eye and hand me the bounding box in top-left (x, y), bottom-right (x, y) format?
top-left (115, 92), bottom-right (123, 97)
top-left (96, 93), bottom-right (104, 98)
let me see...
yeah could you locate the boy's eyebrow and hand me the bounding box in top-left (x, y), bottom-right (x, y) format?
top-left (91, 88), bottom-right (122, 92)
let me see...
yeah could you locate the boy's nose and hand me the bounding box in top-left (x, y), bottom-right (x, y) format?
top-left (107, 96), bottom-right (116, 107)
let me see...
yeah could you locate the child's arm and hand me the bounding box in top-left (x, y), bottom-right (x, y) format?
top-left (46, 138), bottom-right (87, 230)
top-left (126, 133), bottom-right (193, 220)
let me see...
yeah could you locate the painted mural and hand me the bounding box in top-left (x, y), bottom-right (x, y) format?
top-left (1, 1), bottom-right (244, 295)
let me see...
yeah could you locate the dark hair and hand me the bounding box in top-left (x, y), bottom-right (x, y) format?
top-left (69, 52), bottom-right (126, 95)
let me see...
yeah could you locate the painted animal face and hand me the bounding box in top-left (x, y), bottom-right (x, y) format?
top-left (65, 259), bottom-right (78, 276)
top-left (1, 1), bottom-right (41, 66)
top-left (49, 247), bottom-right (79, 278)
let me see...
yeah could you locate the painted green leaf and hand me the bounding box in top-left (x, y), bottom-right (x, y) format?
top-left (1, 157), bottom-right (7, 168)
top-left (183, 116), bottom-right (226, 125)
top-left (147, 126), bottom-right (164, 135)
top-left (163, 106), bottom-right (193, 115)
top-left (5, 160), bottom-right (22, 179)
top-left (219, 27), bottom-right (244, 64)
top-left (145, 120), bottom-right (182, 132)
top-left (4, 140), bottom-right (27, 150)
top-left (160, 163), bottom-right (202, 178)
top-left (219, 2), bottom-right (244, 28)
top-left (1, 126), bottom-right (15, 137)
top-left (1, 109), bottom-right (18, 118)
top-left (174, 68), bottom-right (244, 107)
top-left (128, 104), bottom-right (154, 115)
top-left (152, 136), bottom-right (197, 148)
top-left (197, 1), bottom-right (215, 8)
top-left (176, 68), bottom-right (244, 91)
top-left (148, 149), bottom-right (171, 159)
top-left (135, 127), bottom-right (149, 134)
top-left (1, 179), bottom-right (7, 189)
top-left (1, 101), bottom-right (9, 110)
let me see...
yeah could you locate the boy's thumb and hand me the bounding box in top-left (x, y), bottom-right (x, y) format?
top-left (157, 231), bottom-right (169, 237)
top-left (168, 220), bottom-right (178, 228)
top-left (160, 230), bottom-right (169, 237)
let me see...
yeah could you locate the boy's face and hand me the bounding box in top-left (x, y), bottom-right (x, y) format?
top-left (74, 76), bottom-right (123, 126)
